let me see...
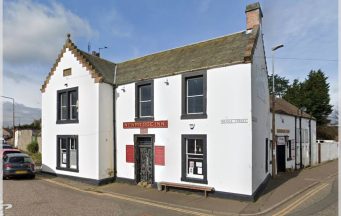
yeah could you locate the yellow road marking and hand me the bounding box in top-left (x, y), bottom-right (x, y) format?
top-left (41, 178), bottom-right (213, 216)
top-left (273, 183), bottom-right (328, 216)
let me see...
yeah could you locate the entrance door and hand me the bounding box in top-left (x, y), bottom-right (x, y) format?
top-left (277, 145), bottom-right (286, 172)
top-left (135, 136), bottom-right (154, 184)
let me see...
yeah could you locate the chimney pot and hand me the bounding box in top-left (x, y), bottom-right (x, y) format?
top-left (245, 2), bottom-right (263, 30)
top-left (92, 51), bottom-right (100, 57)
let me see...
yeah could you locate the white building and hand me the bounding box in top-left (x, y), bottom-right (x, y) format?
top-left (41, 3), bottom-right (273, 200)
top-left (270, 98), bottom-right (316, 172)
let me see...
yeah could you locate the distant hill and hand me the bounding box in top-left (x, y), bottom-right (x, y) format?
top-left (3, 101), bottom-right (41, 127)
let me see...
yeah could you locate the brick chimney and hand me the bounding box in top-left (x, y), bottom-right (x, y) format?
top-left (245, 2), bottom-right (263, 30)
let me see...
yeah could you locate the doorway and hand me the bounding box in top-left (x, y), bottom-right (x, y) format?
top-left (134, 135), bottom-right (154, 184)
top-left (277, 145), bottom-right (286, 172)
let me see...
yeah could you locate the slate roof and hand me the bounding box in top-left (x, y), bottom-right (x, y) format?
top-left (78, 50), bottom-right (116, 84)
top-left (41, 26), bottom-right (260, 91)
top-left (271, 97), bottom-right (314, 119)
top-left (115, 29), bottom-right (257, 85)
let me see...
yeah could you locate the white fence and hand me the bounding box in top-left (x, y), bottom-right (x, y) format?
top-left (316, 140), bottom-right (338, 164)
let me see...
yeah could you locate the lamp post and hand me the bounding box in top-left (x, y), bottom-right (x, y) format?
top-left (1, 96), bottom-right (15, 145)
top-left (299, 107), bottom-right (306, 169)
top-left (271, 44), bottom-right (284, 178)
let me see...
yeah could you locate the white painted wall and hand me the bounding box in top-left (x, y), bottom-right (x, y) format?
top-left (116, 63), bottom-right (253, 195)
top-left (42, 48), bottom-right (102, 180)
top-left (270, 113), bottom-right (316, 170)
top-left (98, 84), bottom-right (114, 179)
top-left (317, 140), bottom-right (338, 163)
top-left (251, 29), bottom-right (270, 194)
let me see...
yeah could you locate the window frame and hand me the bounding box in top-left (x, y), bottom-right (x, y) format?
top-left (135, 80), bottom-right (154, 121)
top-left (56, 135), bottom-right (79, 172)
top-left (181, 71), bottom-right (207, 119)
top-left (181, 134), bottom-right (207, 184)
top-left (57, 87), bottom-right (79, 124)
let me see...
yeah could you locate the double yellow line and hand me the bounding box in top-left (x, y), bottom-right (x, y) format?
top-left (273, 182), bottom-right (329, 216)
top-left (42, 178), bottom-right (213, 216)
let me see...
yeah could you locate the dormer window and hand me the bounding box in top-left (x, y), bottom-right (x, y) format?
top-left (57, 87), bottom-right (79, 124)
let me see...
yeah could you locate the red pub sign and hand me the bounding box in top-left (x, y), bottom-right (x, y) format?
top-left (123, 120), bottom-right (168, 129)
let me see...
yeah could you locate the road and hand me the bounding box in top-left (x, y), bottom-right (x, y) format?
top-left (270, 173), bottom-right (338, 216)
top-left (3, 177), bottom-right (197, 216)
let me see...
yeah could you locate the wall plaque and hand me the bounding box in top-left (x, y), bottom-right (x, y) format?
top-left (126, 145), bottom-right (134, 163)
top-left (154, 146), bottom-right (165, 166)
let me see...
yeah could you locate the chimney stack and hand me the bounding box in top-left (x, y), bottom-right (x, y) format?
top-left (92, 51), bottom-right (100, 57)
top-left (245, 2), bottom-right (263, 30)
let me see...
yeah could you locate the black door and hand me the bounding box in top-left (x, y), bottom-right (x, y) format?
top-left (277, 145), bottom-right (286, 172)
top-left (135, 136), bottom-right (153, 184)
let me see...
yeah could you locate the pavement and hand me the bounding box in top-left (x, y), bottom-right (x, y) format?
top-left (36, 160), bottom-right (338, 215)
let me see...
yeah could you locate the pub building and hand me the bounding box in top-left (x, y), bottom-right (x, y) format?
top-left (41, 3), bottom-right (286, 200)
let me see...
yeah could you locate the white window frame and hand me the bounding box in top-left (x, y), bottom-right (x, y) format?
top-left (185, 138), bottom-right (204, 179)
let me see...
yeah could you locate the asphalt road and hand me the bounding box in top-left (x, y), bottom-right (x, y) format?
top-left (3, 177), bottom-right (191, 216)
top-left (288, 176), bottom-right (338, 216)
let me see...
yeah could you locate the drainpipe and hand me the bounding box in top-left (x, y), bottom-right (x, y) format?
top-left (299, 114), bottom-right (302, 169)
top-left (113, 64), bottom-right (118, 180)
top-left (309, 118), bottom-right (311, 166)
top-left (295, 116), bottom-right (297, 170)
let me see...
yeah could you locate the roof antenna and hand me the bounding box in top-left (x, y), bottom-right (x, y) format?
top-left (88, 41), bottom-right (91, 53)
top-left (98, 46), bottom-right (108, 57)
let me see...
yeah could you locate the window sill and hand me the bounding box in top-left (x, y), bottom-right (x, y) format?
top-left (134, 117), bottom-right (154, 122)
top-left (181, 114), bottom-right (207, 120)
top-left (181, 177), bottom-right (207, 184)
top-left (56, 167), bottom-right (79, 173)
top-left (56, 119), bottom-right (79, 124)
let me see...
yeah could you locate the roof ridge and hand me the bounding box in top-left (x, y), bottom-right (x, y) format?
top-left (117, 30), bottom-right (246, 64)
top-left (79, 50), bottom-right (116, 65)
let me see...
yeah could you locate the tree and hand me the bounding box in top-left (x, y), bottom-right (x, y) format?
top-left (283, 79), bottom-right (304, 108)
top-left (268, 74), bottom-right (290, 97)
top-left (301, 70), bottom-right (332, 125)
top-left (283, 69), bottom-right (333, 126)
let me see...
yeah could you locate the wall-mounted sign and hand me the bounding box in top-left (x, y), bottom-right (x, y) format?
top-left (123, 120), bottom-right (168, 129)
top-left (154, 146), bottom-right (165, 166)
top-left (277, 129), bottom-right (290, 133)
top-left (221, 118), bottom-right (248, 124)
top-left (277, 137), bottom-right (286, 145)
top-left (126, 145), bottom-right (134, 163)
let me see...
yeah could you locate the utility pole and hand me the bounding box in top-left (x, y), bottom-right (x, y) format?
top-left (271, 44), bottom-right (284, 178)
top-left (1, 96), bottom-right (15, 145)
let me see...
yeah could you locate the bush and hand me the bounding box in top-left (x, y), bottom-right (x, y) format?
top-left (27, 140), bottom-right (39, 153)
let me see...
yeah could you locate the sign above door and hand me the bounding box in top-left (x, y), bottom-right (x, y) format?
top-left (123, 120), bottom-right (168, 129)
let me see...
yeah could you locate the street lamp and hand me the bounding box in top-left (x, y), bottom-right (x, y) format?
top-left (1, 96), bottom-right (15, 146)
top-left (271, 44), bottom-right (284, 178)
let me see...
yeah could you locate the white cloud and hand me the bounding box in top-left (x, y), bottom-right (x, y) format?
top-left (4, 0), bottom-right (97, 65)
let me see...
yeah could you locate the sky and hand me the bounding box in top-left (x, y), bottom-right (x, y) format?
top-left (2, 0), bottom-right (338, 124)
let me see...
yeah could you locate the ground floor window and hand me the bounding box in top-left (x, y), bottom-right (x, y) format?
top-left (181, 134), bottom-right (207, 184)
top-left (56, 135), bottom-right (78, 172)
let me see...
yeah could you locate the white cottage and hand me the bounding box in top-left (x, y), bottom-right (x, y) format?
top-left (41, 2), bottom-right (271, 199)
top-left (270, 98), bottom-right (316, 172)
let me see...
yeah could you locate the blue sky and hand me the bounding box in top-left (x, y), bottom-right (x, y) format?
top-left (3, 0), bottom-right (338, 120)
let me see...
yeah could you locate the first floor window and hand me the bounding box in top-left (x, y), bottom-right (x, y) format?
top-left (181, 135), bottom-right (207, 184)
top-left (57, 135), bottom-right (78, 172)
top-left (57, 87), bottom-right (78, 123)
top-left (135, 80), bottom-right (154, 120)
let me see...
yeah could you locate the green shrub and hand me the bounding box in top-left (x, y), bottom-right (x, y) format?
top-left (27, 140), bottom-right (39, 153)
